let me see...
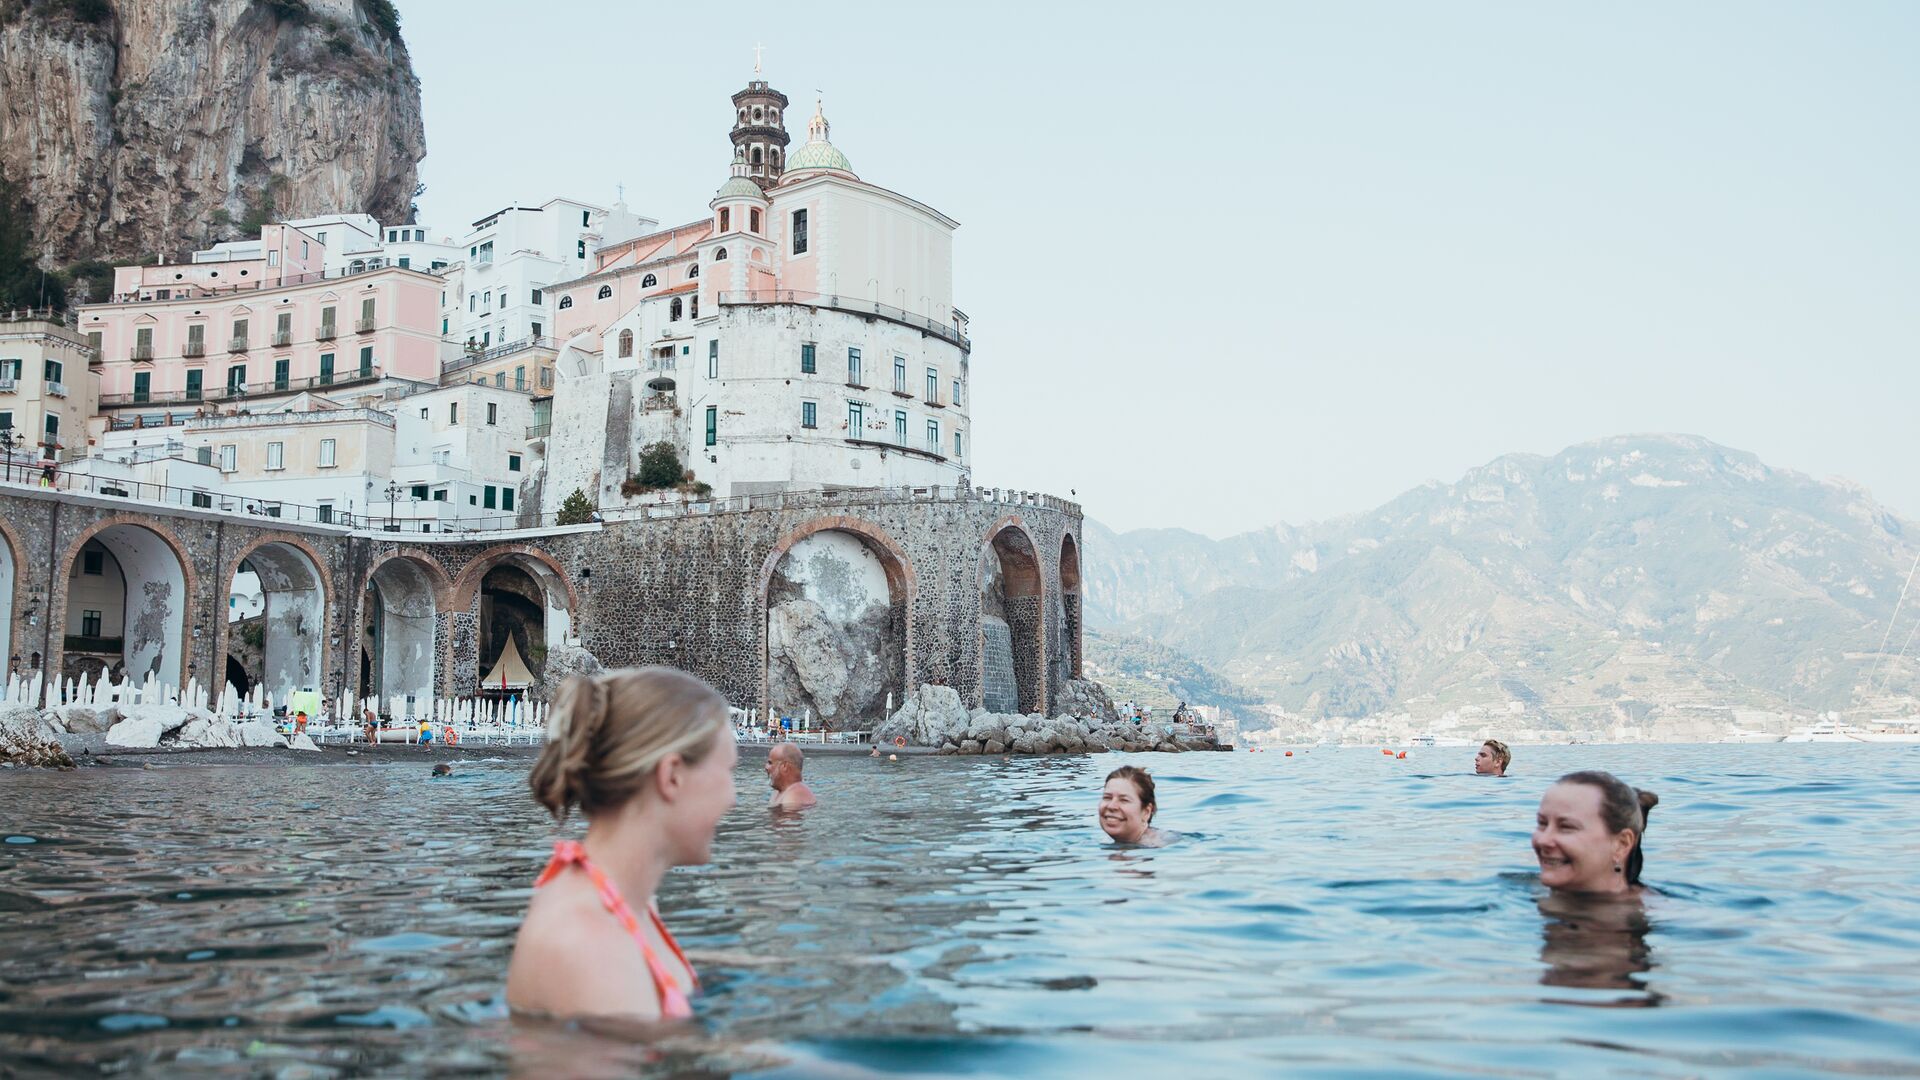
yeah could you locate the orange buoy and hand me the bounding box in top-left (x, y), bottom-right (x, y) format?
top-left (1382, 748), bottom-right (1394, 755)
top-left (1284, 751), bottom-right (1293, 757)
top-left (1397, 751), bottom-right (1407, 759)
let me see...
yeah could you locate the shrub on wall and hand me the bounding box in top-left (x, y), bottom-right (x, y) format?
top-left (555, 489), bottom-right (595, 526)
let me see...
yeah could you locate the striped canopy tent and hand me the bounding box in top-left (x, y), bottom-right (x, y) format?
top-left (480, 635), bottom-right (535, 691)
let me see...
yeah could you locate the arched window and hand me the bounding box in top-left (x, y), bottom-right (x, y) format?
top-left (687, 264), bottom-right (700, 279)
top-left (641, 273), bottom-right (657, 287)
top-left (749, 208), bottom-right (761, 233)
top-left (558, 295), bottom-right (573, 309)
top-left (670, 297), bottom-right (683, 321)
top-left (596, 284), bottom-right (612, 299)
top-left (714, 247), bottom-right (728, 261)
top-left (738, 108), bottom-right (746, 122)
top-left (719, 207), bottom-right (730, 232)
top-left (618, 329), bottom-right (633, 358)
top-left (752, 147), bottom-right (763, 165)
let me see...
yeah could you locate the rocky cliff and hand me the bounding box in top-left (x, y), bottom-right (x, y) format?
top-left (0, 0), bottom-right (424, 267)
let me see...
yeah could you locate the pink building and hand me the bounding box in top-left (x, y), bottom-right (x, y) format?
top-left (78, 224), bottom-right (443, 421)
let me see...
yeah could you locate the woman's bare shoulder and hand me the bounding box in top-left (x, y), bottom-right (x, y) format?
top-left (507, 879), bottom-right (660, 1021)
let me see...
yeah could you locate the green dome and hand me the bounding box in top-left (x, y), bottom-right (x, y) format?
top-left (714, 175), bottom-right (766, 201)
top-left (786, 141), bottom-right (853, 175)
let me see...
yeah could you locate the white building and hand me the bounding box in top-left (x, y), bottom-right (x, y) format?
top-left (446, 198), bottom-right (657, 354)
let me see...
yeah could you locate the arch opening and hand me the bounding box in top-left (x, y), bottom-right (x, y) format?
top-left (980, 526), bottom-right (1044, 714)
top-left (227, 543), bottom-right (325, 702)
top-left (0, 530), bottom-right (13, 675)
top-left (1059, 533), bottom-right (1083, 681)
top-left (466, 552), bottom-right (573, 698)
top-left (366, 557), bottom-right (440, 708)
top-left (64, 525), bottom-right (188, 687)
top-left (765, 529), bottom-right (906, 732)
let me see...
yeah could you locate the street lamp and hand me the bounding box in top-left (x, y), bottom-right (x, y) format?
top-left (385, 481), bottom-right (403, 530)
top-left (0, 423), bottom-right (21, 483)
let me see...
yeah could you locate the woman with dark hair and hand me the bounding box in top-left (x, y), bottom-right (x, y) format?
top-left (1100, 765), bottom-right (1169, 847)
top-left (1533, 770), bottom-right (1660, 895)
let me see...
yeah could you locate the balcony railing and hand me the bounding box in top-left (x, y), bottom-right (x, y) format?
top-left (46, 381), bottom-right (67, 398)
top-left (718, 289), bottom-right (971, 351)
top-left (95, 265), bottom-right (448, 307)
top-left (525, 423), bottom-right (552, 439)
top-left (316, 323), bottom-right (336, 340)
top-left (99, 366), bottom-right (382, 408)
top-left (440, 335), bottom-right (557, 378)
top-left (134, 343), bottom-right (157, 360)
top-left (0, 375), bottom-right (14, 393)
top-left (355, 317), bottom-right (377, 333)
top-left (227, 337), bottom-right (249, 352)
top-left (272, 331), bottom-right (293, 346)
top-left (63, 635), bottom-right (125, 655)
top-left (179, 342), bottom-right (202, 357)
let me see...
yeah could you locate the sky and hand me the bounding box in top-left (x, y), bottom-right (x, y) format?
top-left (402, 1), bottom-right (1920, 538)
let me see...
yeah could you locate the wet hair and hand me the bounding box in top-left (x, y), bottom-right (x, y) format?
top-left (1105, 765), bottom-right (1156, 822)
top-left (528, 667), bottom-right (731, 822)
top-left (1483, 739), bottom-right (1511, 772)
top-left (1556, 770), bottom-right (1660, 885)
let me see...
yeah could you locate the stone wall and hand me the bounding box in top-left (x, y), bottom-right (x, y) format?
top-left (0, 485), bottom-right (1083, 717)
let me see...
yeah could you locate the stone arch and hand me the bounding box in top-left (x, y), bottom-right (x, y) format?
top-left (979, 517), bottom-right (1046, 715)
top-left (361, 551), bottom-right (454, 710)
top-left (215, 535), bottom-right (331, 703)
top-left (451, 545), bottom-right (578, 694)
top-left (0, 516), bottom-right (19, 679)
top-left (1059, 531), bottom-right (1083, 680)
top-left (56, 516), bottom-right (197, 690)
top-left (757, 516), bottom-right (916, 730)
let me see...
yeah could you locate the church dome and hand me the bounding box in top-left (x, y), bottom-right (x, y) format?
top-left (715, 175), bottom-right (766, 201)
top-left (784, 99), bottom-right (855, 178)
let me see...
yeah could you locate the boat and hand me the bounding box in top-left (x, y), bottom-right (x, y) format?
top-left (1718, 728), bottom-right (1786, 744)
top-left (1410, 733), bottom-right (1437, 748)
top-left (1784, 719), bottom-right (1920, 744)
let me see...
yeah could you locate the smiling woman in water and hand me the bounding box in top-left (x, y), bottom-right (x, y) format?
top-left (1533, 770), bottom-right (1659, 895)
top-left (1099, 765), bottom-right (1169, 847)
top-left (506, 667), bottom-right (738, 1023)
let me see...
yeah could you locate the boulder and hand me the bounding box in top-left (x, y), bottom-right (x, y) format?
top-left (874, 684), bottom-right (969, 748)
top-left (173, 718), bottom-right (244, 749)
top-left (289, 734), bottom-right (320, 752)
top-left (0, 702), bottom-right (54, 742)
top-left (48, 705), bottom-right (112, 735)
top-left (1083, 732), bottom-right (1111, 752)
top-left (1053, 678), bottom-right (1121, 723)
top-left (1157, 741), bottom-right (1184, 753)
top-left (938, 743), bottom-right (958, 755)
top-left (238, 720), bottom-right (286, 748)
top-left (105, 716), bottom-right (165, 748)
top-left (114, 704), bottom-right (196, 739)
top-left (1012, 733), bottom-right (1047, 755)
top-left (984, 739), bottom-right (1006, 755)
top-left (959, 739), bottom-right (982, 755)
top-left (539, 644), bottom-right (604, 694)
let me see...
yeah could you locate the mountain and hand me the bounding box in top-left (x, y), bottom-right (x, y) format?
top-left (1085, 434), bottom-right (1920, 730)
top-left (0, 0), bottom-right (424, 276)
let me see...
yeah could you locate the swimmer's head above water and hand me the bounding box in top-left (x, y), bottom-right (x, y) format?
top-left (1100, 765), bottom-right (1158, 844)
top-left (1534, 770), bottom-right (1659, 895)
top-left (1475, 740), bottom-right (1511, 776)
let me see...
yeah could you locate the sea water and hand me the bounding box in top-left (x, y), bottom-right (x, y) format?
top-left (1, 745), bottom-right (1917, 1077)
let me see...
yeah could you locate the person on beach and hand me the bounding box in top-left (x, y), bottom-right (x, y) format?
top-left (1533, 770), bottom-right (1659, 895)
top-left (294, 711), bottom-right (309, 736)
top-left (418, 720), bottom-right (433, 749)
top-left (1100, 765), bottom-right (1169, 847)
top-left (1476, 739), bottom-right (1511, 776)
top-left (766, 743), bottom-right (817, 810)
top-left (362, 708), bottom-right (378, 746)
top-left (506, 667), bottom-right (736, 1023)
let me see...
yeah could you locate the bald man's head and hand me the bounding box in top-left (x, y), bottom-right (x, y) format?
top-left (770, 742), bottom-right (805, 773)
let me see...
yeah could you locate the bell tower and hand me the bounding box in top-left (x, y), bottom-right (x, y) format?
top-left (730, 61), bottom-right (790, 190)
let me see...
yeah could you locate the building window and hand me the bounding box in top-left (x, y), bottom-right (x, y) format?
top-left (509, 453), bottom-right (522, 471)
top-left (582, 209), bottom-right (592, 227)
top-left (483, 486), bottom-right (497, 510)
top-left (670, 297), bottom-right (682, 321)
top-left (318, 438), bottom-right (336, 468)
top-left (847, 400), bottom-right (864, 433)
top-left (319, 353), bottom-right (334, 384)
top-left (398, 257), bottom-right (410, 269)
top-left (641, 273), bottom-right (658, 288)
top-left (450, 402), bottom-right (458, 424)
top-left (618, 329), bottom-right (633, 358)
top-left (185, 369), bottom-right (203, 400)
top-left (690, 296), bottom-right (698, 318)
top-left (927, 419), bottom-right (940, 453)
top-left (926, 367), bottom-right (939, 403)
top-left (719, 208), bottom-right (730, 232)
top-left (714, 247), bottom-right (728, 261)
top-left (317, 503), bottom-right (334, 524)
top-left (894, 409), bottom-right (907, 445)
top-left (133, 371), bottom-right (150, 402)
top-left (178, 325), bottom-right (195, 355)
top-left (486, 402), bottom-right (498, 425)
top-left (433, 489), bottom-right (448, 502)
top-left (531, 321), bottom-right (542, 337)
top-left (478, 241), bottom-right (494, 265)
top-left (597, 284), bottom-right (613, 299)
top-left (558, 295), bottom-right (573, 309)
top-left (801, 400), bottom-right (817, 429)
top-left (359, 346), bottom-right (374, 376)
top-left (531, 288), bottom-right (543, 305)
top-left (687, 264), bottom-right (699, 279)
top-left (469, 296), bottom-right (477, 312)
top-left (893, 357), bottom-right (906, 393)
top-left (707, 339), bottom-right (718, 379)
top-left (408, 484), bottom-right (428, 501)
top-left (495, 372), bottom-right (505, 387)
top-left (232, 318), bottom-right (248, 346)
top-left (361, 297), bottom-right (376, 324)
top-left (801, 343), bottom-right (816, 373)
top-left (540, 367), bottom-right (553, 389)
top-left (274, 357), bottom-right (290, 390)
top-left (83, 549), bottom-right (104, 575)
top-left (576, 240), bottom-right (586, 258)
top-left (43, 358), bottom-right (63, 384)
top-left (227, 365), bottom-right (246, 392)
top-left (847, 347), bottom-right (862, 386)
top-left (705, 405), bottom-right (717, 446)
top-left (81, 610), bottom-right (102, 638)
top-left (792, 209), bottom-right (808, 254)
top-left (750, 208), bottom-right (761, 232)
top-left (503, 488), bottom-right (515, 511)
top-left (515, 365), bottom-right (526, 390)
top-left (954, 378), bottom-right (963, 407)
top-left (219, 445), bottom-right (237, 472)
top-left (955, 430), bottom-right (964, 459)
top-left (266, 441), bottom-right (285, 470)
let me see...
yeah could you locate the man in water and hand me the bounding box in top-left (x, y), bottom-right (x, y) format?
top-left (766, 743), bottom-right (817, 809)
top-left (432, 762), bottom-right (453, 778)
top-left (1476, 739), bottom-right (1511, 777)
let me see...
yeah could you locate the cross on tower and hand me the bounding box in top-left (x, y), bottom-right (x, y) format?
top-left (754, 43), bottom-right (765, 74)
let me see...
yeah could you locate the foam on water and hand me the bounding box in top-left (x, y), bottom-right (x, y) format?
top-left (0, 746), bottom-right (1916, 1076)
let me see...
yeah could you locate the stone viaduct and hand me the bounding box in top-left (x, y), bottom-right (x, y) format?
top-left (0, 484), bottom-right (1084, 722)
